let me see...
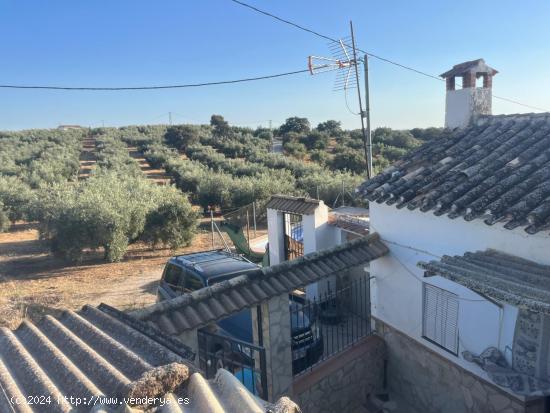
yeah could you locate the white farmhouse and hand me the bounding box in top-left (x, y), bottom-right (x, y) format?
top-left (359, 59), bottom-right (550, 412)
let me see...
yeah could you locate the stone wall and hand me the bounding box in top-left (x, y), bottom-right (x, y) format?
top-left (293, 335), bottom-right (385, 413)
top-left (377, 321), bottom-right (543, 413)
top-left (257, 295), bottom-right (294, 402)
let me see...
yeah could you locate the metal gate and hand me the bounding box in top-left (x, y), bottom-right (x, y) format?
top-left (283, 212), bottom-right (303, 261)
top-left (197, 329), bottom-right (268, 399)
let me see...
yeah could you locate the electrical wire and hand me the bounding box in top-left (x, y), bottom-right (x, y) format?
top-left (0, 69), bottom-right (310, 91)
top-left (229, 0), bottom-right (550, 113)
top-left (344, 88), bottom-right (360, 115)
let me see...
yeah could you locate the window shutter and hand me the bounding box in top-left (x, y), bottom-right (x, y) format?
top-left (422, 283), bottom-right (459, 355)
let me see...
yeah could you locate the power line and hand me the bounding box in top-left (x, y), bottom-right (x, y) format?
top-left (229, 0), bottom-right (451, 82)
top-left (490, 95), bottom-right (549, 113)
top-left (229, 0), bottom-right (549, 113)
top-left (0, 69), bottom-right (310, 91)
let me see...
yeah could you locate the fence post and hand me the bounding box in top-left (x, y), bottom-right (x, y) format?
top-left (210, 209), bottom-right (215, 248)
top-left (252, 201), bottom-right (257, 238)
top-left (246, 210), bottom-right (251, 255)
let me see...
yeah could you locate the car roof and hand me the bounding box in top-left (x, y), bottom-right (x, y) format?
top-left (170, 250), bottom-right (260, 279)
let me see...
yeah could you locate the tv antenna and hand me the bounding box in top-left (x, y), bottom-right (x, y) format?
top-left (307, 21), bottom-right (373, 179)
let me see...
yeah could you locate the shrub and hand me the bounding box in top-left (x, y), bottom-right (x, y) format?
top-left (298, 170), bottom-right (364, 207)
top-left (316, 120), bottom-right (342, 136)
top-left (373, 127), bottom-right (420, 149)
top-left (141, 187), bottom-right (198, 249)
top-left (165, 125), bottom-right (200, 150)
top-left (279, 117), bottom-right (310, 136)
top-left (0, 176), bottom-right (36, 221)
top-left (330, 148), bottom-right (366, 174)
top-left (0, 203), bottom-right (9, 232)
top-left (210, 115), bottom-right (231, 137)
top-left (39, 173), bottom-right (198, 262)
top-left (283, 141), bottom-right (307, 159)
top-left (301, 131), bottom-right (329, 150)
top-left (310, 149), bottom-right (329, 166)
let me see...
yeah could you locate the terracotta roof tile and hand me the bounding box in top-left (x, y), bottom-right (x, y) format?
top-left (419, 249), bottom-right (550, 314)
top-left (266, 195), bottom-right (320, 215)
top-left (358, 113), bottom-right (550, 234)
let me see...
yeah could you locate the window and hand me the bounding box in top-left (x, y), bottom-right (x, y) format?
top-left (283, 213), bottom-right (303, 261)
top-left (184, 272), bottom-right (204, 293)
top-left (162, 264), bottom-right (184, 290)
top-left (422, 283), bottom-right (459, 355)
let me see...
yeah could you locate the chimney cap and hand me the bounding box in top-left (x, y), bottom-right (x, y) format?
top-left (440, 59), bottom-right (498, 79)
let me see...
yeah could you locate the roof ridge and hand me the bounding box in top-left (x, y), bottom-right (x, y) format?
top-left (131, 234), bottom-right (388, 334)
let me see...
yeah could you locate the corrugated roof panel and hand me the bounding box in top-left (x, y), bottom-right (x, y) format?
top-left (0, 305), bottom-right (299, 412)
top-left (133, 234), bottom-right (388, 337)
top-left (419, 249), bottom-right (550, 314)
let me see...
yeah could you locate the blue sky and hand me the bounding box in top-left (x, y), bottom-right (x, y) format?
top-left (1, 0), bottom-right (549, 131)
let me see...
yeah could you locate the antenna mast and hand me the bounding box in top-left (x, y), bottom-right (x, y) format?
top-left (307, 21), bottom-right (373, 179)
top-left (349, 21), bottom-right (371, 179)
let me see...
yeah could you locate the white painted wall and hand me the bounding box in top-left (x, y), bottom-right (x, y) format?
top-left (267, 208), bottom-right (284, 265)
top-left (445, 87), bottom-right (492, 128)
top-left (370, 202), bottom-right (546, 382)
top-left (267, 201), bottom-right (345, 299)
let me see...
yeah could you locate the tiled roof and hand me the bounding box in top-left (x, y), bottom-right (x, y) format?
top-left (132, 234), bottom-right (388, 336)
top-left (331, 206), bottom-right (370, 217)
top-left (419, 249), bottom-right (550, 314)
top-left (440, 58), bottom-right (498, 78)
top-left (358, 113), bottom-right (550, 234)
top-left (266, 195), bottom-right (320, 215)
top-left (0, 304), bottom-right (298, 412)
top-left (328, 214), bottom-right (370, 236)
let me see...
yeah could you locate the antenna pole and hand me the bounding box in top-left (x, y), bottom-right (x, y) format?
top-left (169, 112), bottom-right (172, 125)
top-left (364, 54), bottom-right (373, 178)
top-left (349, 21), bottom-right (370, 179)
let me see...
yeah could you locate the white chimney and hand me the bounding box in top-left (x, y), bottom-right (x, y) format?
top-left (441, 59), bottom-right (498, 128)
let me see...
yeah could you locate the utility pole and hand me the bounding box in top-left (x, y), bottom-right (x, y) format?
top-left (349, 21), bottom-right (371, 180)
top-left (363, 54), bottom-right (373, 179)
top-left (169, 112), bottom-right (172, 125)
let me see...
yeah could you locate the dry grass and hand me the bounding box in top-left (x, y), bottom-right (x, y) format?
top-left (0, 222), bottom-right (215, 329)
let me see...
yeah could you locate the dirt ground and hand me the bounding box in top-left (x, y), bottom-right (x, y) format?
top-left (78, 135), bottom-right (96, 179)
top-left (1, 143), bottom-right (268, 330)
top-left (128, 146), bottom-right (171, 185)
top-left (0, 222), bottom-right (217, 329)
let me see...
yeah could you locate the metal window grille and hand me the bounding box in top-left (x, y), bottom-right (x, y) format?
top-left (197, 329), bottom-right (268, 399)
top-left (283, 213), bottom-right (303, 261)
top-left (422, 283), bottom-right (459, 355)
top-left (291, 274), bottom-right (371, 376)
